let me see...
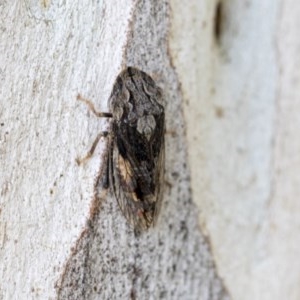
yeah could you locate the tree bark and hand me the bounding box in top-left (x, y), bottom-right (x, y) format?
top-left (171, 1), bottom-right (300, 300)
top-left (5, 1), bottom-right (299, 300)
top-left (1, 1), bottom-right (228, 299)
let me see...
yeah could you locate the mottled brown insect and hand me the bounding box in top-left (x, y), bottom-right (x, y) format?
top-left (77, 67), bottom-right (165, 230)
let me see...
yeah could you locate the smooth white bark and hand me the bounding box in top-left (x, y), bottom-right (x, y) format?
top-left (0, 1), bottom-right (132, 299)
top-left (171, 0), bottom-right (300, 299)
top-left (1, 1), bottom-right (229, 299)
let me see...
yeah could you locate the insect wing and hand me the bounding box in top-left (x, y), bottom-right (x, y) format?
top-left (108, 67), bottom-right (165, 230)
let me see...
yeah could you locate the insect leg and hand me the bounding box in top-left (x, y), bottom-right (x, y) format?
top-left (77, 94), bottom-right (112, 118)
top-left (99, 134), bottom-right (114, 189)
top-left (76, 93), bottom-right (113, 165)
top-left (76, 131), bottom-right (109, 165)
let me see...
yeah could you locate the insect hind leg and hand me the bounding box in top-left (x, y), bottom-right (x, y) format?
top-left (76, 131), bottom-right (109, 165)
top-left (95, 134), bottom-right (113, 190)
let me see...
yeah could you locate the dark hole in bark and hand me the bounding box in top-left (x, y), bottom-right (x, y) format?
top-left (214, 1), bottom-right (223, 43)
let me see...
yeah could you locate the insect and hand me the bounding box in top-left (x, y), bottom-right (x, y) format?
top-left (77, 67), bottom-right (165, 230)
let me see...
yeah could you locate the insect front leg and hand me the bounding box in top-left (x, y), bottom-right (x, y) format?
top-left (77, 94), bottom-right (112, 118)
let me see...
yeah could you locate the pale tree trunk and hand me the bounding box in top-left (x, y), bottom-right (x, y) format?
top-left (0, 1), bottom-right (228, 300)
top-left (1, 0), bottom-right (298, 300)
top-left (172, 1), bottom-right (300, 300)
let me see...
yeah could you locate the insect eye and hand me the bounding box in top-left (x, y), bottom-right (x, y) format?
top-left (142, 79), bottom-right (156, 95)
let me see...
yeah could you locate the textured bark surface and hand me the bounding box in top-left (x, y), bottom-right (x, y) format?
top-left (6, 0), bottom-right (300, 299)
top-left (57, 1), bottom-right (228, 300)
top-left (171, 1), bottom-right (300, 300)
top-left (0, 1), bottom-right (228, 300)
